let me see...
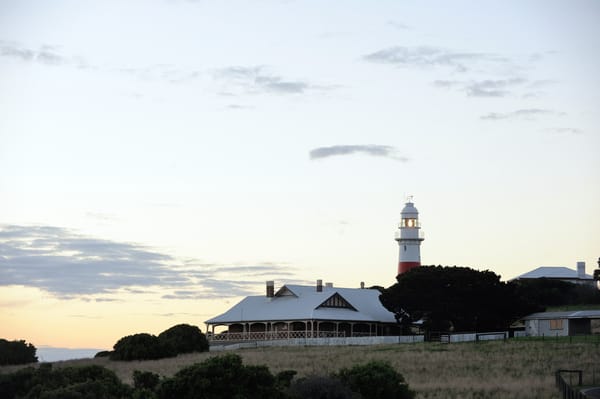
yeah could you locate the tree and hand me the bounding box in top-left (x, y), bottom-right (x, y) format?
top-left (110, 333), bottom-right (176, 361)
top-left (157, 324), bottom-right (209, 354)
top-left (379, 266), bottom-right (540, 333)
top-left (511, 278), bottom-right (600, 307)
top-left (0, 339), bottom-right (37, 365)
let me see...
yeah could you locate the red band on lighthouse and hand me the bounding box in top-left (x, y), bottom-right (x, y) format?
top-left (398, 261), bottom-right (421, 275)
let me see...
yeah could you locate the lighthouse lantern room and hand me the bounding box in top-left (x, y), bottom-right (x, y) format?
top-left (395, 198), bottom-right (424, 276)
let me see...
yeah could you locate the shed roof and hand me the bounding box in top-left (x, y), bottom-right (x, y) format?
top-left (522, 310), bottom-right (600, 320)
top-left (514, 266), bottom-right (593, 280)
top-left (205, 284), bottom-right (396, 325)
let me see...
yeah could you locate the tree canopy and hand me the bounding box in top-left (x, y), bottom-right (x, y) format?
top-left (379, 266), bottom-right (541, 333)
top-left (0, 339), bottom-right (37, 365)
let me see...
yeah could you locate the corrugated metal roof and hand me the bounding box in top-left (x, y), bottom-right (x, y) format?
top-left (515, 266), bottom-right (593, 280)
top-left (523, 310), bottom-right (600, 320)
top-left (205, 285), bottom-right (396, 324)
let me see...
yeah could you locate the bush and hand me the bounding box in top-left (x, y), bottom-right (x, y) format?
top-left (133, 370), bottom-right (160, 391)
top-left (156, 353), bottom-right (283, 399)
top-left (157, 324), bottom-right (209, 354)
top-left (0, 339), bottom-right (37, 365)
top-left (337, 361), bottom-right (414, 399)
top-left (94, 350), bottom-right (112, 358)
top-left (0, 363), bottom-right (131, 399)
top-left (288, 375), bottom-right (357, 399)
top-left (110, 333), bottom-right (176, 361)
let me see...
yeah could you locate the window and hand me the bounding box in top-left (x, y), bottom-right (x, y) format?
top-left (401, 218), bottom-right (418, 228)
top-left (549, 319), bottom-right (563, 330)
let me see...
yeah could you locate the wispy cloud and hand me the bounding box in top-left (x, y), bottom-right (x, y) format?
top-left (309, 145), bottom-right (408, 162)
top-left (480, 109), bottom-right (564, 120)
top-left (0, 225), bottom-right (296, 299)
top-left (543, 127), bottom-right (582, 135)
top-left (363, 45), bottom-right (507, 73)
top-left (387, 21), bottom-right (411, 30)
top-left (118, 64), bottom-right (201, 84)
top-left (434, 78), bottom-right (527, 97)
top-left (0, 40), bottom-right (84, 67)
top-left (214, 66), bottom-right (316, 94)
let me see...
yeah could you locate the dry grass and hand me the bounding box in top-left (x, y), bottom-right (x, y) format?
top-left (2, 338), bottom-right (599, 399)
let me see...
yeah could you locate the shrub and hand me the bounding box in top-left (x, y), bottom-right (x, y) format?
top-left (0, 363), bottom-right (131, 399)
top-left (156, 353), bottom-right (283, 399)
top-left (110, 333), bottom-right (176, 361)
top-left (275, 369), bottom-right (297, 389)
top-left (157, 324), bottom-right (209, 354)
top-left (0, 339), bottom-right (37, 365)
top-left (288, 375), bottom-right (357, 399)
top-left (133, 370), bottom-right (160, 391)
top-left (94, 350), bottom-right (112, 358)
top-left (337, 360), bottom-right (414, 399)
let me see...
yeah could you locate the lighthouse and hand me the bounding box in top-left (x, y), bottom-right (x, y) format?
top-left (395, 198), bottom-right (424, 275)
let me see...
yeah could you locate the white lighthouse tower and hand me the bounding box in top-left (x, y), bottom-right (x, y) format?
top-left (395, 198), bottom-right (424, 275)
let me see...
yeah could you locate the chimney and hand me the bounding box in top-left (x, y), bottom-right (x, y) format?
top-left (266, 280), bottom-right (274, 297)
top-left (325, 282), bottom-right (333, 288)
top-left (577, 262), bottom-right (585, 279)
top-left (316, 279), bottom-right (323, 292)
top-left (360, 281), bottom-right (365, 289)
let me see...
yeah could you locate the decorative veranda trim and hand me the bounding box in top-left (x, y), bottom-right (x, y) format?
top-left (206, 319), bottom-right (392, 341)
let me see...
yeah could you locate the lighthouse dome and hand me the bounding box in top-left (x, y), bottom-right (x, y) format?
top-left (401, 202), bottom-right (419, 216)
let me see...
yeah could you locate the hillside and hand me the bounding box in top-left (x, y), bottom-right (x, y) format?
top-left (2, 338), bottom-right (599, 399)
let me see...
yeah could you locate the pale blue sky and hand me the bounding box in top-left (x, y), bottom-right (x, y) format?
top-left (1, 0), bottom-right (599, 347)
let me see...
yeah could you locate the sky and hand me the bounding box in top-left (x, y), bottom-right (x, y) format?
top-left (1, 0), bottom-right (599, 350)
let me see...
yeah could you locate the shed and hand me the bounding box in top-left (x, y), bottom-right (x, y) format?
top-left (522, 310), bottom-right (600, 337)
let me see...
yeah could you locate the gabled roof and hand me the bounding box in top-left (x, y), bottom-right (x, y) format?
top-left (205, 284), bottom-right (396, 325)
top-left (514, 266), bottom-right (593, 280)
top-left (523, 310), bottom-right (600, 320)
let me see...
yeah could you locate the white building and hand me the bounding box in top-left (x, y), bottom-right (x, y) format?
top-left (522, 310), bottom-right (600, 337)
top-left (205, 280), bottom-right (399, 342)
top-left (513, 261), bottom-right (595, 287)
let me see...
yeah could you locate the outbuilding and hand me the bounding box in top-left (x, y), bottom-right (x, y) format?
top-left (522, 310), bottom-right (600, 337)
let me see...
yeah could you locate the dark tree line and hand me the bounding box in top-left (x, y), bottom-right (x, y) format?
top-left (380, 265), bottom-right (600, 334)
top-left (0, 339), bottom-right (37, 366)
top-left (0, 353), bottom-right (414, 399)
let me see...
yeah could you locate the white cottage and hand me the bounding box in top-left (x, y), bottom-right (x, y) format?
top-left (205, 280), bottom-right (399, 341)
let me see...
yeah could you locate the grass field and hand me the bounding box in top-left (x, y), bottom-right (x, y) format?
top-left (2, 338), bottom-right (599, 399)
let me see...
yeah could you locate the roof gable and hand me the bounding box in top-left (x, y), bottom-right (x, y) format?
top-left (317, 293), bottom-right (357, 311)
top-left (275, 286), bottom-right (297, 297)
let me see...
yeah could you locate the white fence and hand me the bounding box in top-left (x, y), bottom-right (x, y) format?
top-left (209, 331), bottom-right (515, 351)
top-left (210, 335), bottom-right (425, 351)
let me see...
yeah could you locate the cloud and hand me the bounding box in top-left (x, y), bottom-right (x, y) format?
top-left (434, 78), bottom-right (527, 97)
top-left (309, 145), bottom-right (408, 162)
top-left (544, 127), bottom-right (582, 135)
top-left (480, 109), bottom-right (564, 120)
top-left (118, 64), bottom-right (201, 84)
top-left (0, 41), bottom-right (80, 67)
top-left (387, 21), bottom-right (411, 30)
top-left (0, 225), bottom-right (296, 299)
top-left (363, 45), bottom-right (507, 72)
top-left (214, 66), bottom-right (311, 94)
top-left (0, 225), bottom-right (184, 297)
